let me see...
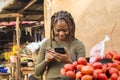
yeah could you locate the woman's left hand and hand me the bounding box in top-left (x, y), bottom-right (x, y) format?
top-left (53, 47), bottom-right (72, 63)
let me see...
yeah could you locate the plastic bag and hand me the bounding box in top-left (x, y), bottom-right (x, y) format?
top-left (26, 38), bottom-right (47, 53)
top-left (89, 35), bottom-right (110, 63)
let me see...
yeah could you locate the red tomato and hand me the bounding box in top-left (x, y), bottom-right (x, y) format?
top-left (92, 62), bottom-right (102, 69)
top-left (104, 54), bottom-right (112, 59)
top-left (93, 69), bottom-right (103, 75)
top-left (77, 57), bottom-right (87, 65)
top-left (81, 75), bottom-right (92, 80)
top-left (109, 67), bottom-right (119, 75)
top-left (110, 73), bottom-right (118, 80)
top-left (81, 65), bottom-right (94, 75)
top-left (95, 55), bottom-right (101, 62)
top-left (97, 73), bottom-right (108, 80)
top-left (110, 62), bottom-right (118, 68)
top-left (104, 51), bottom-right (113, 59)
top-left (113, 53), bottom-right (120, 61)
top-left (117, 77), bottom-right (120, 80)
top-left (60, 68), bottom-right (66, 76)
top-left (92, 72), bottom-right (98, 79)
top-left (102, 65), bottom-right (107, 73)
top-left (118, 71), bottom-right (120, 76)
top-left (93, 69), bottom-right (104, 79)
top-left (113, 60), bottom-right (120, 65)
top-left (76, 71), bottom-right (83, 79)
top-left (64, 63), bottom-right (74, 71)
top-left (65, 71), bottom-right (76, 78)
top-left (107, 63), bottom-right (113, 67)
top-left (72, 61), bottom-right (78, 68)
top-left (76, 64), bottom-right (84, 71)
top-left (105, 51), bottom-right (114, 57)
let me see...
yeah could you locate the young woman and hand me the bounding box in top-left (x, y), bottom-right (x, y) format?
top-left (34, 10), bottom-right (86, 80)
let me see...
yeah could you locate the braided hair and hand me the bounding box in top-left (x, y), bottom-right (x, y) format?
top-left (50, 10), bottom-right (76, 46)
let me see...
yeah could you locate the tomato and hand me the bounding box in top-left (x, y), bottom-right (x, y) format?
top-left (64, 63), bottom-right (74, 71)
top-left (93, 69), bottom-right (104, 79)
top-left (110, 73), bottom-right (118, 80)
top-left (76, 71), bottom-right (83, 79)
top-left (92, 72), bottom-right (98, 79)
top-left (93, 69), bottom-right (103, 75)
top-left (60, 68), bottom-right (66, 75)
top-left (104, 51), bottom-right (113, 59)
top-left (102, 65), bottom-right (107, 73)
top-left (97, 73), bottom-right (108, 80)
top-left (113, 53), bottom-right (120, 61)
top-left (81, 65), bottom-right (94, 75)
top-left (72, 61), bottom-right (78, 68)
top-left (107, 63), bottom-right (113, 67)
top-left (105, 51), bottom-right (114, 57)
top-left (65, 71), bottom-right (76, 78)
top-left (92, 62), bottom-right (102, 69)
top-left (117, 77), bottom-right (120, 80)
top-left (118, 71), bottom-right (120, 76)
top-left (113, 60), bottom-right (120, 65)
top-left (77, 57), bottom-right (87, 65)
top-left (81, 75), bottom-right (92, 80)
top-left (95, 55), bottom-right (101, 62)
top-left (105, 50), bottom-right (119, 59)
top-left (76, 64), bottom-right (84, 71)
top-left (109, 67), bottom-right (119, 75)
top-left (104, 54), bottom-right (112, 59)
top-left (110, 62), bottom-right (118, 68)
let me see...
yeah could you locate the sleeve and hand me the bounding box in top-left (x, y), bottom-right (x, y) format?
top-left (34, 39), bottom-right (49, 76)
top-left (76, 41), bottom-right (86, 59)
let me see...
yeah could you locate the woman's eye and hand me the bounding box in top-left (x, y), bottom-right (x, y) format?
top-left (55, 29), bottom-right (60, 32)
top-left (62, 29), bottom-right (68, 32)
top-left (55, 29), bottom-right (68, 32)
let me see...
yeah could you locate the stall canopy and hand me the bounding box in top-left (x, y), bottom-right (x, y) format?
top-left (0, 0), bottom-right (44, 79)
top-left (0, 0), bottom-right (44, 22)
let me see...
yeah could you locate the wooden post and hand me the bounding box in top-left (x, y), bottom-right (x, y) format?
top-left (15, 16), bottom-right (21, 80)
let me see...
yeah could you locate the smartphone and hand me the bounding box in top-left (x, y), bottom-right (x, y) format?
top-left (54, 47), bottom-right (65, 54)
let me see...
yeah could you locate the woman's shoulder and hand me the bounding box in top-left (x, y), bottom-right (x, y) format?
top-left (72, 39), bottom-right (83, 44)
top-left (72, 39), bottom-right (85, 46)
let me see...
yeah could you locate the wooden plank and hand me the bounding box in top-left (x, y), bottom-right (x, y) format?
top-left (0, 73), bottom-right (11, 79)
top-left (0, 13), bottom-right (23, 18)
top-left (19, 0), bottom-right (37, 12)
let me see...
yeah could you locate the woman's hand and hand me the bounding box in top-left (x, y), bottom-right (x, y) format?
top-left (45, 49), bottom-right (55, 62)
top-left (53, 47), bottom-right (72, 63)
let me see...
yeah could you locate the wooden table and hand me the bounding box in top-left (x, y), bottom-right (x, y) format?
top-left (0, 73), bottom-right (11, 80)
top-left (21, 67), bottom-right (34, 80)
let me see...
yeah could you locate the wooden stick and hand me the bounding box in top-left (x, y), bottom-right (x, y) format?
top-left (15, 16), bottom-right (21, 80)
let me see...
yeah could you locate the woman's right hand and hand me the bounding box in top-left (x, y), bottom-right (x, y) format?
top-left (53, 47), bottom-right (72, 63)
top-left (45, 49), bottom-right (55, 62)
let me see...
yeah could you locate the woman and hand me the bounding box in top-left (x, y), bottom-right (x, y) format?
top-left (35, 10), bottom-right (86, 80)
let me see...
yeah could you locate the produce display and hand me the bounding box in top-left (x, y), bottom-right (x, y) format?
top-left (60, 51), bottom-right (120, 80)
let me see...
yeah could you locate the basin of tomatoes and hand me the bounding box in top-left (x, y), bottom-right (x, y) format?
top-left (60, 50), bottom-right (120, 80)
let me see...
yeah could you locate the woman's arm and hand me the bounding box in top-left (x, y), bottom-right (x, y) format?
top-left (34, 40), bottom-right (49, 76)
top-left (75, 40), bottom-right (86, 59)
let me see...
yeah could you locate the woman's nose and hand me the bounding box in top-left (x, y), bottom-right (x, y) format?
top-left (59, 31), bottom-right (65, 35)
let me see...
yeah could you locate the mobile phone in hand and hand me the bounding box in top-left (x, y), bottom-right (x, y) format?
top-left (54, 47), bottom-right (66, 54)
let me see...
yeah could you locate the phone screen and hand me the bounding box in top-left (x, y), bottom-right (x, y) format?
top-left (54, 47), bottom-right (65, 54)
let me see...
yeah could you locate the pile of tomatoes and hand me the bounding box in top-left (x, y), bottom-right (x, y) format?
top-left (60, 50), bottom-right (120, 80)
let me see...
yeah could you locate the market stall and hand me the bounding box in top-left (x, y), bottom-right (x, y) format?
top-left (0, 0), bottom-right (44, 80)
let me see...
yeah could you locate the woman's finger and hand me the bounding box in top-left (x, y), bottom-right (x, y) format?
top-left (46, 49), bottom-right (55, 55)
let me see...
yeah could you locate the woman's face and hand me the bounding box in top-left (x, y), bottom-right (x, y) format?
top-left (54, 20), bottom-right (69, 41)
